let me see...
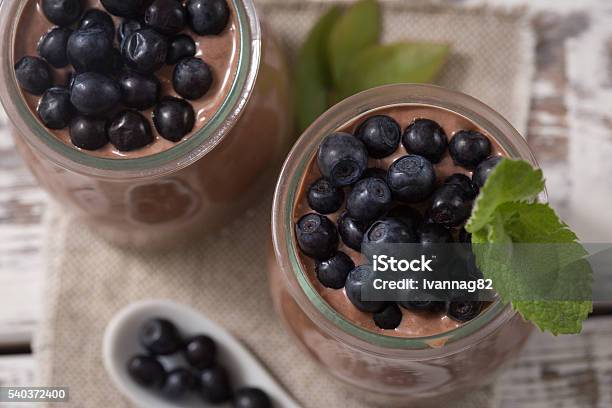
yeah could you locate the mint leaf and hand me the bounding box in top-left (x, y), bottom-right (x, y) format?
top-left (328, 0), bottom-right (381, 86)
top-left (466, 159), bottom-right (544, 233)
top-left (295, 6), bottom-right (342, 132)
top-left (467, 159), bottom-right (592, 335)
top-left (336, 42), bottom-right (449, 100)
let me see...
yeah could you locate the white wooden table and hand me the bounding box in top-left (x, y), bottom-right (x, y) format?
top-left (1, 0), bottom-right (612, 405)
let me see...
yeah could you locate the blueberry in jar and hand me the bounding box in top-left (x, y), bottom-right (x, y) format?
top-left (69, 116), bottom-right (109, 150)
top-left (127, 355), bottom-right (166, 388)
top-left (186, 0), bottom-right (230, 36)
top-left (387, 155), bottom-right (437, 203)
top-left (295, 213), bottom-right (338, 260)
top-left (373, 303), bottom-right (403, 330)
top-left (402, 118), bottom-right (448, 163)
top-left (67, 27), bottom-right (115, 73)
top-left (70, 72), bottom-right (121, 116)
top-left (444, 173), bottom-right (477, 200)
top-left (472, 156), bottom-right (503, 190)
top-left (119, 71), bottom-right (161, 111)
top-left (78, 9), bottom-right (115, 40)
top-left (153, 97), bottom-right (196, 142)
top-left (345, 265), bottom-right (385, 313)
top-left (317, 132), bottom-right (368, 187)
top-left (166, 34), bottom-right (197, 65)
top-left (316, 251), bottom-right (354, 289)
top-left (306, 178), bottom-right (345, 215)
top-left (101, 0), bottom-right (148, 18)
top-left (345, 178), bottom-right (392, 222)
top-left (14, 56), bottom-right (53, 95)
top-left (38, 27), bottom-right (72, 68)
top-left (337, 212), bottom-right (368, 252)
top-left (355, 115), bottom-right (401, 159)
top-left (429, 184), bottom-right (472, 227)
top-left (449, 130), bottom-right (491, 168)
top-left (145, 0), bottom-right (187, 35)
top-left (108, 110), bottom-right (154, 152)
top-left (42, 0), bottom-right (83, 27)
top-left (173, 57), bottom-right (213, 100)
top-left (122, 28), bottom-right (168, 74)
top-left (37, 87), bottom-right (75, 130)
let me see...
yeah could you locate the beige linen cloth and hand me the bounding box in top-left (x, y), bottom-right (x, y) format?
top-left (35, 1), bottom-right (534, 407)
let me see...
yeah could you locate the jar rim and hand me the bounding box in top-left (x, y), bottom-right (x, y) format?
top-left (272, 84), bottom-right (542, 353)
top-left (0, 0), bottom-right (261, 180)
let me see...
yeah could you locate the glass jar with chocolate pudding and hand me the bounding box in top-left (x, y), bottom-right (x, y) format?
top-left (270, 84), bottom-right (541, 404)
top-left (0, 0), bottom-right (291, 246)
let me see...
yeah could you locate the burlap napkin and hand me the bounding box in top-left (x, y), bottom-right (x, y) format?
top-left (34, 1), bottom-right (534, 407)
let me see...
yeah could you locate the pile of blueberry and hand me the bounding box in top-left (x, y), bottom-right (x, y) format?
top-left (128, 317), bottom-right (272, 407)
top-left (296, 115), bottom-right (502, 330)
top-left (14, 0), bottom-right (230, 151)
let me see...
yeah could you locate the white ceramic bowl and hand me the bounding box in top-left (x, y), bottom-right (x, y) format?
top-left (102, 299), bottom-right (300, 408)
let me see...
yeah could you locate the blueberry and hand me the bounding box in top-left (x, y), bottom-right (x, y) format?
top-left (69, 116), bottom-right (109, 150)
top-left (402, 119), bottom-right (448, 163)
top-left (162, 368), bottom-right (195, 400)
top-left (110, 49), bottom-right (125, 76)
top-left (145, 0), bottom-right (187, 35)
top-left (108, 110), bottom-right (154, 151)
top-left (399, 301), bottom-right (446, 312)
top-left (70, 72), bottom-right (121, 116)
top-left (295, 213), bottom-right (338, 260)
top-left (387, 155), bottom-right (436, 203)
top-left (38, 27), bottom-right (72, 68)
top-left (139, 318), bottom-right (181, 355)
top-left (118, 19), bottom-right (144, 46)
top-left (458, 227), bottom-right (472, 244)
top-left (345, 265), bottom-right (385, 313)
top-left (14, 56), bottom-right (53, 95)
top-left (448, 301), bottom-right (483, 322)
top-left (37, 87), bottom-right (75, 129)
top-left (418, 223), bottom-right (454, 271)
top-left (186, 0), bottom-right (230, 35)
top-left (337, 212), bottom-right (368, 252)
top-left (42, 0), bottom-right (82, 27)
top-left (119, 71), bottom-right (161, 110)
top-left (363, 218), bottom-right (417, 247)
top-left (472, 156), bottom-right (502, 190)
top-left (316, 251), bottom-right (354, 289)
top-left (101, 0), bottom-right (147, 18)
top-left (166, 34), bottom-right (197, 65)
top-left (317, 133), bottom-right (368, 187)
top-left (184, 335), bottom-right (216, 370)
top-left (233, 387), bottom-right (272, 408)
top-left (444, 173), bottom-right (477, 200)
top-left (173, 57), bottom-right (213, 100)
top-left (418, 223), bottom-right (453, 245)
top-left (362, 167), bottom-right (387, 180)
top-left (386, 206), bottom-right (423, 232)
top-left (307, 178), bottom-right (344, 214)
top-left (153, 97), bottom-right (196, 142)
top-left (66, 71), bottom-right (77, 89)
top-left (200, 366), bottom-right (232, 404)
top-left (449, 130), bottom-right (491, 168)
top-left (78, 9), bottom-right (115, 40)
top-left (346, 178), bottom-right (392, 222)
top-left (67, 28), bottom-right (114, 73)
top-left (355, 115), bottom-right (401, 158)
top-left (122, 28), bottom-right (168, 74)
top-left (127, 355), bottom-right (165, 388)
top-left (429, 185), bottom-right (471, 227)
top-left (373, 303), bottom-right (402, 329)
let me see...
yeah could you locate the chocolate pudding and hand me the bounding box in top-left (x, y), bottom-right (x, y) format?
top-left (292, 104), bottom-right (505, 338)
top-left (13, 0), bottom-right (239, 158)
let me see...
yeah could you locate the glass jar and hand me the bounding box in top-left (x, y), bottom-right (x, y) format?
top-left (0, 0), bottom-right (292, 247)
top-left (270, 84), bottom-right (539, 404)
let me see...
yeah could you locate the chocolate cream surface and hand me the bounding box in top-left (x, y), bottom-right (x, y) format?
top-left (13, 0), bottom-right (240, 159)
top-left (293, 104), bottom-right (506, 338)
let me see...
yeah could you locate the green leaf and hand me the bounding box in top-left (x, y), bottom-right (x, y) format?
top-left (466, 160), bottom-right (593, 335)
top-left (295, 6), bottom-right (342, 132)
top-left (466, 159), bottom-right (545, 234)
top-left (328, 0), bottom-right (381, 86)
top-left (336, 42), bottom-right (450, 100)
